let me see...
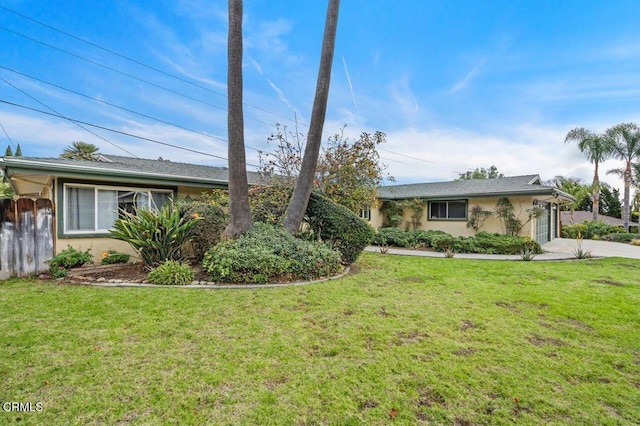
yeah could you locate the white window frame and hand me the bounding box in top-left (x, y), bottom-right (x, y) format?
top-left (63, 183), bottom-right (173, 234)
top-left (359, 208), bottom-right (371, 221)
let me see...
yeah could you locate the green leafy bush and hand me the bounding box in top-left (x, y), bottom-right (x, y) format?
top-left (100, 249), bottom-right (130, 265)
top-left (148, 260), bottom-right (194, 285)
top-left (47, 245), bottom-right (93, 278)
top-left (249, 186), bottom-right (292, 225)
top-left (176, 197), bottom-right (228, 261)
top-left (202, 222), bottom-right (341, 284)
top-left (372, 227), bottom-right (413, 247)
top-left (409, 229), bottom-right (450, 248)
top-left (110, 204), bottom-right (198, 269)
top-left (305, 192), bottom-right (375, 264)
top-left (372, 228), bottom-right (449, 249)
top-left (373, 228), bottom-right (541, 255)
top-left (562, 221), bottom-right (624, 239)
top-left (602, 232), bottom-right (637, 243)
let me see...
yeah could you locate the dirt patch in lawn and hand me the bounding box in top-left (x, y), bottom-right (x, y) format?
top-left (62, 263), bottom-right (210, 284)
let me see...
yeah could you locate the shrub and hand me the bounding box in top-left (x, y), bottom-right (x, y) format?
top-left (305, 192), bottom-right (375, 264)
top-left (601, 233), bottom-right (637, 243)
top-left (249, 186), bottom-right (291, 225)
top-left (202, 222), bottom-right (341, 284)
top-left (110, 204), bottom-right (198, 269)
top-left (176, 197), bottom-right (228, 261)
top-left (100, 250), bottom-right (130, 265)
top-left (148, 260), bottom-right (194, 286)
top-left (409, 229), bottom-right (450, 248)
top-left (372, 227), bottom-right (413, 247)
top-left (562, 221), bottom-right (624, 239)
top-left (47, 245), bottom-right (93, 278)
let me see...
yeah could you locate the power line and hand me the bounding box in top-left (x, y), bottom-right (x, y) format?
top-left (0, 77), bottom-right (137, 157)
top-left (0, 65), bottom-right (267, 154)
top-left (0, 6), bottom-right (307, 127)
top-left (0, 25), bottom-right (280, 130)
top-left (378, 148), bottom-right (435, 163)
top-left (0, 121), bottom-right (15, 149)
top-left (0, 98), bottom-right (262, 168)
top-left (0, 18), bottom-right (440, 168)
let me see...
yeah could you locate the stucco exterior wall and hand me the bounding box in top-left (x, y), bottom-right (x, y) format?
top-left (56, 238), bottom-right (136, 260)
top-left (53, 184), bottom-right (215, 260)
top-left (372, 196), bottom-right (555, 239)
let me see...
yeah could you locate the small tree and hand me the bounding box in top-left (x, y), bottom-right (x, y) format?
top-left (258, 127), bottom-right (391, 215)
top-left (401, 198), bottom-right (425, 230)
top-left (467, 204), bottom-right (493, 233)
top-left (316, 130), bottom-right (391, 213)
top-left (61, 141), bottom-right (99, 160)
top-left (457, 165), bottom-right (504, 180)
top-left (4, 145), bottom-right (13, 156)
top-left (14, 144), bottom-right (22, 157)
top-left (379, 200), bottom-right (404, 228)
top-left (495, 197), bottom-right (542, 236)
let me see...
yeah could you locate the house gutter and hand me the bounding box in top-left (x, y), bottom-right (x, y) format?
top-left (377, 189), bottom-right (576, 202)
top-left (0, 157), bottom-right (236, 188)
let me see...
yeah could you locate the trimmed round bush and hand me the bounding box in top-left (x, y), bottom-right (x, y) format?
top-left (202, 222), bottom-right (342, 284)
top-left (305, 192), bottom-right (375, 264)
top-left (148, 260), bottom-right (195, 285)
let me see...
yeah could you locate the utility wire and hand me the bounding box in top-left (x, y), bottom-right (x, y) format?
top-left (0, 6), bottom-right (307, 127)
top-left (0, 98), bottom-right (262, 168)
top-left (0, 26), bottom-right (279, 129)
top-left (0, 65), bottom-right (265, 153)
top-left (0, 21), bottom-right (439, 168)
top-left (0, 77), bottom-right (138, 157)
top-left (0, 121), bottom-right (15, 149)
top-left (378, 148), bottom-right (434, 163)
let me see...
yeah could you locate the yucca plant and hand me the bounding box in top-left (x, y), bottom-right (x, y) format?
top-left (110, 204), bottom-right (199, 269)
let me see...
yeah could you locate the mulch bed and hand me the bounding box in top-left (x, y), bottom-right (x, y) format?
top-left (63, 263), bottom-right (210, 284)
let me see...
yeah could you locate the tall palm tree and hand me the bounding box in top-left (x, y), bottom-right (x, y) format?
top-left (284, 0), bottom-right (340, 233)
top-left (605, 122), bottom-right (640, 231)
top-left (564, 128), bottom-right (612, 221)
top-left (224, 0), bottom-right (253, 238)
top-left (61, 141), bottom-right (100, 160)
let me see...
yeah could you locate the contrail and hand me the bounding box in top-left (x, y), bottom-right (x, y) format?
top-left (342, 55), bottom-right (360, 116)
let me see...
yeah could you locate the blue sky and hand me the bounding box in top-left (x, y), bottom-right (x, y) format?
top-left (1, 0), bottom-right (640, 188)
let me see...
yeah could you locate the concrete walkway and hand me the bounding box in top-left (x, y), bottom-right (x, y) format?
top-left (542, 238), bottom-right (640, 259)
top-left (364, 238), bottom-right (640, 261)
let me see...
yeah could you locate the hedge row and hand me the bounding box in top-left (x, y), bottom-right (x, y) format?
top-left (373, 228), bottom-right (542, 255)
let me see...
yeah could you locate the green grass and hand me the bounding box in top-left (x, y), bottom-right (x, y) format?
top-left (1, 254), bottom-right (639, 424)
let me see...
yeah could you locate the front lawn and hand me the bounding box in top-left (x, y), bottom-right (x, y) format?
top-left (1, 254), bottom-right (639, 424)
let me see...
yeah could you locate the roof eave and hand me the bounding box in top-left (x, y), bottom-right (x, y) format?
top-left (376, 188), bottom-right (566, 201)
top-left (1, 157), bottom-right (233, 188)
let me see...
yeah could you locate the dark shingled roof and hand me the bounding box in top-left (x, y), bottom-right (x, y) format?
top-left (0, 154), bottom-right (262, 186)
top-left (560, 210), bottom-right (625, 226)
top-left (377, 175), bottom-right (576, 201)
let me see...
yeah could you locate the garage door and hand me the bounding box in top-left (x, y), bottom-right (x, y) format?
top-left (535, 203), bottom-right (549, 244)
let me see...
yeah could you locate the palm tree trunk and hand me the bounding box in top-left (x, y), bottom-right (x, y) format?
top-left (592, 162), bottom-right (600, 221)
top-left (284, 0), bottom-right (340, 234)
top-left (225, 0), bottom-right (252, 238)
top-left (623, 162), bottom-right (631, 231)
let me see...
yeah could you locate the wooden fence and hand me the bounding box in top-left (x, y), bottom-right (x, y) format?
top-left (0, 199), bottom-right (54, 278)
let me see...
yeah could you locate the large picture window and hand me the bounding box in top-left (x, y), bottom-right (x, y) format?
top-left (428, 200), bottom-right (467, 220)
top-left (64, 184), bottom-right (172, 233)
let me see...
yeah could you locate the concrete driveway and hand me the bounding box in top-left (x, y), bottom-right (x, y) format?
top-left (542, 238), bottom-right (640, 259)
